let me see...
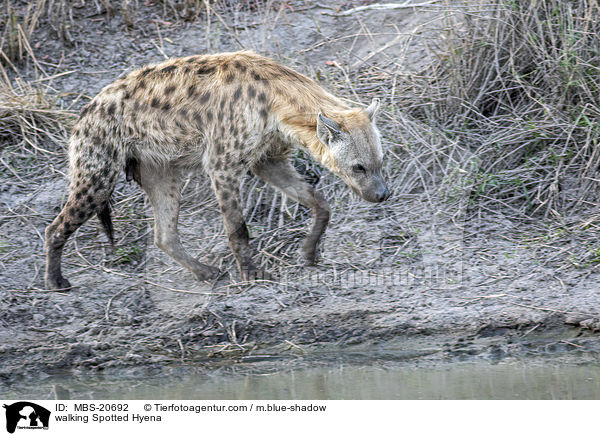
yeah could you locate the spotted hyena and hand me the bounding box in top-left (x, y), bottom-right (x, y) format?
top-left (45, 50), bottom-right (389, 290)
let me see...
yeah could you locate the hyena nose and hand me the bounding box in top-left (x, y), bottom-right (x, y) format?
top-left (376, 186), bottom-right (390, 202)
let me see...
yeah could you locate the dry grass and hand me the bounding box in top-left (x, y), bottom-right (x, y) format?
top-left (0, 62), bottom-right (75, 220)
top-left (391, 0), bottom-right (600, 218)
top-left (0, 67), bottom-right (74, 156)
top-left (0, 0), bottom-right (46, 66)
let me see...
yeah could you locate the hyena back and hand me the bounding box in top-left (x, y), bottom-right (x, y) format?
top-left (45, 50), bottom-right (389, 290)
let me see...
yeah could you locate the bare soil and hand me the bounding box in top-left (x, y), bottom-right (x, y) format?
top-left (1, 1), bottom-right (599, 393)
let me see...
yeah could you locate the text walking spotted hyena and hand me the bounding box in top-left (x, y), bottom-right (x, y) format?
top-left (45, 50), bottom-right (390, 290)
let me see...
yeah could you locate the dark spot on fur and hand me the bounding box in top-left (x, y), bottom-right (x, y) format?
top-left (165, 85), bottom-right (176, 95)
top-left (219, 99), bottom-right (226, 111)
top-left (140, 67), bottom-right (154, 77)
top-left (233, 86), bottom-right (242, 101)
top-left (258, 92), bottom-right (267, 103)
top-left (233, 61), bottom-right (246, 72)
top-left (224, 74), bottom-right (234, 83)
top-left (197, 66), bottom-right (215, 76)
top-left (162, 102), bottom-right (171, 111)
top-left (186, 56), bottom-right (200, 63)
top-left (107, 103), bottom-right (116, 115)
top-left (87, 195), bottom-right (94, 203)
top-left (251, 71), bottom-right (262, 81)
top-left (206, 110), bottom-right (213, 122)
top-left (151, 97), bottom-right (160, 108)
top-left (78, 210), bottom-right (86, 219)
top-left (259, 108), bottom-right (268, 120)
top-left (160, 65), bottom-right (177, 74)
top-left (199, 92), bottom-right (210, 104)
top-left (221, 191), bottom-right (230, 202)
top-left (134, 80), bottom-right (146, 93)
top-left (194, 113), bottom-right (203, 129)
top-left (247, 85), bottom-right (256, 99)
top-left (187, 85), bottom-right (196, 97)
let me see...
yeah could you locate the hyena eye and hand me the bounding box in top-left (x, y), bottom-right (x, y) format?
top-left (352, 164), bottom-right (367, 174)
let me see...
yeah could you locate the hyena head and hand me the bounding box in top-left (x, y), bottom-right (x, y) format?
top-left (317, 98), bottom-right (390, 203)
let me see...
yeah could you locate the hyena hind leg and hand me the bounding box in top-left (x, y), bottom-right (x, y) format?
top-left (138, 163), bottom-right (220, 281)
top-left (252, 158), bottom-right (330, 265)
top-left (45, 167), bottom-right (119, 290)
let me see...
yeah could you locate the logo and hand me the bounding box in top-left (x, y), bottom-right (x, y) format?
top-left (3, 402), bottom-right (50, 434)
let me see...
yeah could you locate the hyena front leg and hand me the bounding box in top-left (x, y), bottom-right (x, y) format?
top-left (209, 166), bottom-right (270, 281)
top-left (138, 162), bottom-right (219, 281)
top-left (252, 158), bottom-right (330, 265)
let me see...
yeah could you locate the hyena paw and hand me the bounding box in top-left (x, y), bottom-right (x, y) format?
top-left (301, 248), bottom-right (318, 266)
top-left (45, 275), bottom-right (72, 291)
top-left (190, 263), bottom-right (221, 282)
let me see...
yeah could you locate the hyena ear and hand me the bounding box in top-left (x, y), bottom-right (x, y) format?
top-left (365, 98), bottom-right (380, 122)
top-left (317, 113), bottom-right (342, 144)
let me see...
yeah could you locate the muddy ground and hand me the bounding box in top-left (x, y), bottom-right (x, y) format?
top-left (1, 1), bottom-right (600, 397)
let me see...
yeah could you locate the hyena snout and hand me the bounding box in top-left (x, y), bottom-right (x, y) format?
top-left (374, 184), bottom-right (390, 203)
top-left (358, 174), bottom-right (390, 203)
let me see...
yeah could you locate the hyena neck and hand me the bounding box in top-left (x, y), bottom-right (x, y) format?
top-left (280, 107), bottom-right (370, 174)
top-left (293, 125), bottom-right (340, 172)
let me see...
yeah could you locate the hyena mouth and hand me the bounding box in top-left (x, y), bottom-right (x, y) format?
top-left (349, 185), bottom-right (363, 199)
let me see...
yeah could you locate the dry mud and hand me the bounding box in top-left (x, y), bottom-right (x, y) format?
top-left (1, 1), bottom-right (599, 394)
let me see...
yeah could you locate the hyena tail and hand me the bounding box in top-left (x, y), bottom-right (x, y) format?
top-left (45, 138), bottom-right (124, 290)
top-left (97, 202), bottom-right (114, 245)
